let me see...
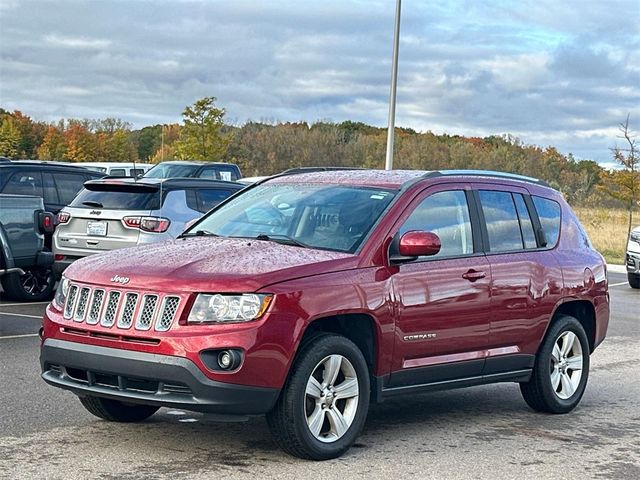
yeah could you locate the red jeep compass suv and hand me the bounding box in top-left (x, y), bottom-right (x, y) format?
top-left (41, 169), bottom-right (609, 460)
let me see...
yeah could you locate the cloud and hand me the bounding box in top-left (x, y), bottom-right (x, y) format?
top-left (0, 0), bottom-right (638, 163)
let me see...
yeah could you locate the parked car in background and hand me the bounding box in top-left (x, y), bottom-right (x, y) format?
top-left (0, 160), bottom-right (105, 250)
top-left (143, 161), bottom-right (242, 181)
top-left (42, 169), bottom-right (608, 460)
top-left (52, 177), bottom-right (243, 274)
top-left (1, 194), bottom-right (54, 301)
top-left (626, 225), bottom-right (640, 289)
top-left (75, 162), bottom-right (152, 177)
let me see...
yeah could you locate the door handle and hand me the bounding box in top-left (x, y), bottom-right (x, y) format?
top-left (462, 269), bottom-right (486, 281)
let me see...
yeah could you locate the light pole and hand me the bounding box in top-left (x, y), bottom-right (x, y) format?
top-left (385, 0), bottom-right (402, 170)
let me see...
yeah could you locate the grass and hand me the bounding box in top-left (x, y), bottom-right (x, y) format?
top-left (574, 207), bottom-right (635, 265)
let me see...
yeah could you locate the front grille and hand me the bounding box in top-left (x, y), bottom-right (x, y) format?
top-left (101, 291), bottom-right (121, 327)
top-left (63, 283), bottom-right (181, 333)
top-left (117, 293), bottom-right (138, 329)
top-left (135, 295), bottom-right (158, 331)
top-left (74, 287), bottom-right (90, 322)
top-left (86, 290), bottom-right (104, 325)
top-left (156, 296), bottom-right (180, 332)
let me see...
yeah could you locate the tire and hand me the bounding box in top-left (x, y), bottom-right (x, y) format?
top-left (79, 396), bottom-right (159, 422)
top-left (628, 273), bottom-right (640, 289)
top-left (520, 315), bottom-right (590, 414)
top-left (1, 267), bottom-right (55, 302)
top-left (266, 333), bottom-right (370, 460)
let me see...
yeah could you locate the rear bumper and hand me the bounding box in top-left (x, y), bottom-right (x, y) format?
top-left (40, 338), bottom-right (279, 415)
top-left (53, 258), bottom-right (78, 276)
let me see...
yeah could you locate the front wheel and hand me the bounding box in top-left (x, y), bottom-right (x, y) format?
top-left (79, 396), bottom-right (159, 422)
top-left (1, 267), bottom-right (55, 302)
top-left (628, 273), bottom-right (640, 289)
top-left (520, 315), bottom-right (590, 413)
top-left (266, 334), bottom-right (370, 460)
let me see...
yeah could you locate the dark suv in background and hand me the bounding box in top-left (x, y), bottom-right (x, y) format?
top-left (0, 160), bottom-right (104, 300)
top-left (41, 169), bottom-right (609, 460)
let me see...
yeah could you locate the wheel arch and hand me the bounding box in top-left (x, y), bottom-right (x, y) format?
top-left (547, 299), bottom-right (597, 353)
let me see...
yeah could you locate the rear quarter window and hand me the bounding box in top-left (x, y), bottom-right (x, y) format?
top-left (532, 196), bottom-right (561, 248)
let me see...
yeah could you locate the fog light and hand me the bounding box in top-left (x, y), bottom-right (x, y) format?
top-left (218, 351), bottom-right (233, 369)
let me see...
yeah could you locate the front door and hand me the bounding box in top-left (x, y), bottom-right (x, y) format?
top-left (388, 186), bottom-right (491, 388)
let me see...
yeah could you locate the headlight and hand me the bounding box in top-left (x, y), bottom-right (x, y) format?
top-left (187, 294), bottom-right (272, 324)
top-left (631, 231), bottom-right (640, 244)
top-left (53, 276), bottom-right (70, 310)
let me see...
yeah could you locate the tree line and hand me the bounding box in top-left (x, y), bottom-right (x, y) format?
top-left (0, 98), bottom-right (637, 212)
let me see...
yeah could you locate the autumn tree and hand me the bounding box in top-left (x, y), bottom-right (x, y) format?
top-left (604, 115), bottom-right (639, 238)
top-left (0, 116), bottom-right (21, 158)
top-left (174, 97), bottom-right (231, 161)
top-left (37, 124), bottom-right (67, 160)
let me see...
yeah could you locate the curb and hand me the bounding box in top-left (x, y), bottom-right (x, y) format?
top-left (607, 264), bottom-right (627, 274)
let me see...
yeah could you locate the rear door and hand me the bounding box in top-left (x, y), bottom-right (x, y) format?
top-left (388, 184), bottom-right (492, 388)
top-left (473, 185), bottom-right (563, 374)
top-left (54, 184), bottom-right (160, 255)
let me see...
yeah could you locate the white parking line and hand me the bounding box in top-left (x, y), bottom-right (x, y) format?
top-left (0, 312), bottom-right (42, 319)
top-left (609, 281), bottom-right (629, 287)
top-left (0, 301), bottom-right (50, 307)
top-left (0, 333), bottom-right (39, 340)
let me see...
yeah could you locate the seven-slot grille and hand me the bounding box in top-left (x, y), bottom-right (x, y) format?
top-left (63, 284), bottom-right (180, 332)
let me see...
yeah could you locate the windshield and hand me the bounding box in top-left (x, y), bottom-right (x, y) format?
top-left (144, 164), bottom-right (200, 178)
top-left (188, 183), bottom-right (396, 253)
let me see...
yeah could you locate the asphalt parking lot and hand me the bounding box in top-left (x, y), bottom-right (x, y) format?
top-left (0, 271), bottom-right (637, 480)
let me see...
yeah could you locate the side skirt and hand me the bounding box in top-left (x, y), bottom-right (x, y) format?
top-left (372, 369), bottom-right (532, 402)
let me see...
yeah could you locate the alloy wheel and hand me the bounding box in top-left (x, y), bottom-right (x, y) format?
top-left (550, 331), bottom-right (584, 400)
top-left (305, 354), bottom-right (359, 443)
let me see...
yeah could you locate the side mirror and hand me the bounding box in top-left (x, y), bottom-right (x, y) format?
top-left (390, 231), bottom-right (441, 263)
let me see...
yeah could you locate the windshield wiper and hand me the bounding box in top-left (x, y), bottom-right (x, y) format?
top-left (254, 234), bottom-right (310, 248)
top-left (179, 229), bottom-right (220, 238)
top-left (82, 201), bottom-right (103, 208)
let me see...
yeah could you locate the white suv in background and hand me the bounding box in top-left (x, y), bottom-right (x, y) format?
top-left (627, 226), bottom-right (640, 289)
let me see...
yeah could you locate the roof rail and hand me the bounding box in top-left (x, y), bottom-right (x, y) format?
top-left (424, 169), bottom-right (550, 187)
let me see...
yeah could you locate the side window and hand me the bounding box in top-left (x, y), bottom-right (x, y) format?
top-left (109, 168), bottom-right (126, 176)
top-left (513, 194), bottom-right (537, 249)
top-left (2, 171), bottom-right (43, 197)
top-left (42, 173), bottom-right (59, 204)
top-left (131, 169), bottom-right (145, 177)
top-left (478, 190), bottom-right (523, 252)
top-left (399, 190), bottom-right (473, 258)
top-left (53, 173), bottom-right (87, 205)
top-left (532, 196), bottom-right (561, 248)
top-left (197, 189), bottom-right (235, 213)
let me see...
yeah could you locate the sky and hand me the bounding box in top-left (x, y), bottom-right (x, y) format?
top-left (1, 0), bottom-right (638, 165)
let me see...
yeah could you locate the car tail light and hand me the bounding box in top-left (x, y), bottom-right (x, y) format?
top-left (122, 216), bottom-right (171, 233)
top-left (56, 212), bottom-right (71, 224)
top-left (38, 211), bottom-right (55, 233)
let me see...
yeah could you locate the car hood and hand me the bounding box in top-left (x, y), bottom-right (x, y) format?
top-left (64, 236), bottom-right (359, 292)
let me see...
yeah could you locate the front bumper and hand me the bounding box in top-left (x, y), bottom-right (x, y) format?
top-left (40, 338), bottom-right (279, 415)
top-left (626, 252), bottom-right (640, 274)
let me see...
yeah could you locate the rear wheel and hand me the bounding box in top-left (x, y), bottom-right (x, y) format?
top-left (1, 267), bottom-right (55, 301)
top-left (628, 273), bottom-right (640, 289)
top-left (79, 396), bottom-right (159, 422)
top-left (266, 334), bottom-right (370, 460)
top-left (520, 315), bottom-right (590, 413)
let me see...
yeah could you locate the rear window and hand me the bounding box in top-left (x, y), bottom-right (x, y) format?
top-left (198, 166), bottom-right (240, 181)
top-left (532, 196), bottom-right (561, 248)
top-left (70, 188), bottom-right (161, 210)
